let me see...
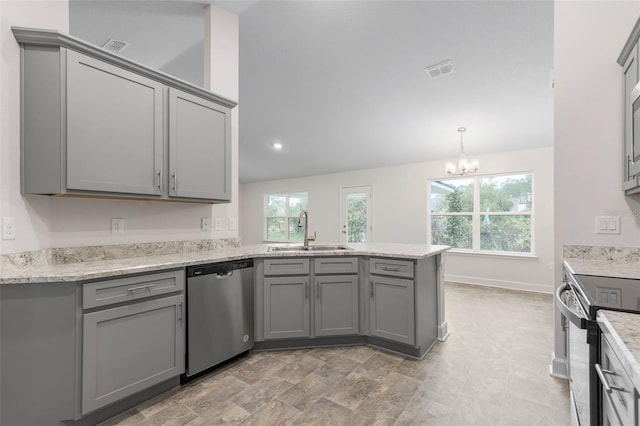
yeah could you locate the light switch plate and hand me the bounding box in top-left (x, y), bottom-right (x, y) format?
top-left (214, 217), bottom-right (223, 231)
top-left (595, 216), bottom-right (620, 234)
top-left (201, 217), bottom-right (211, 231)
top-left (229, 217), bottom-right (237, 231)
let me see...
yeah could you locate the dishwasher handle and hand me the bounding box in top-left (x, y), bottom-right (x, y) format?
top-left (214, 271), bottom-right (234, 279)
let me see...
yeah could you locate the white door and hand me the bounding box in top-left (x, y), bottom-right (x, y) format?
top-left (340, 185), bottom-right (372, 243)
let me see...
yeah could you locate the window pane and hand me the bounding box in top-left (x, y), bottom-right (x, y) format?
top-left (267, 194), bottom-right (287, 216)
top-left (289, 192), bottom-right (308, 217)
top-left (288, 217), bottom-right (304, 242)
top-left (266, 217), bottom-right (286, 241)
top-left (431, 215), bottom-right (472, 249)
top-left (347, 193), bottom-right (367, 243)
top-left (430, 178), bottom-right (474, 213)
top-left (480, 215), bottom-right (531, 252)
top-left (480, 174), bottom-right (532, 213)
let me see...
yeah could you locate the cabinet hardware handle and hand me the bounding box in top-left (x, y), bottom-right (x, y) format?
top-left (595, 363), bottom-right (625, 393)
top-left (178, 303), bottom-right (183, 322)
top-left (381, 266), bottom-right (400, 272)
top-left (126, 284), bottom-right (155, 292)
top-left (317, 282), bottom-right (321, 299)
top-left (171, 172), bottom-right (177, 192)
top-left (305, 281), bottom-right (309, 299)
top-left (628, 156), bottom-right (633, 180)
top-left (156, 170), bottom-right (162, 191)
top-left (370, 280), bottom-right (374, 297)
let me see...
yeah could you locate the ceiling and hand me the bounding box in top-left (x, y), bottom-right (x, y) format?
top-left (70, 0), bottom-right (554, 184)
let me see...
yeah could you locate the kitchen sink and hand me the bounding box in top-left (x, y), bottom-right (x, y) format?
top-left (267, 244), bottom-right (353, 252)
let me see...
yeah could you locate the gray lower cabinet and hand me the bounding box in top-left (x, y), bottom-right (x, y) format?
top-left (369, 274), bottom-right (415, 345)
top-left (169, 88), bottom-right (231, 201)
top-left (13, 27), bottom-right (235, 203)
top-left (82, 294), bottom-right (184, 415)
top-left (260, 257), bottom-right (359, 340)
top-left (81, 270), bottom-right (185, 415)
top-left (263, 276), bottom-right (310, 339)
top-left (314, 275), bottom-right (359, 336)
top-left (599, 334), bottom-right (636, 426)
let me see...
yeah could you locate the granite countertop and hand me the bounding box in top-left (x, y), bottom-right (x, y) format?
top-left (597, 310), bottom-right (640, 391)
top-left (0, 242), bottom-right (449, 285)
top-left (563, 245), bottom-right (640, 280)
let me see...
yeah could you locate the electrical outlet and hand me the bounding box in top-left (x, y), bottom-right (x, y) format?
top-left (201, 217), bottom-right (211, 231)
top-left (2, 217), bottom-right (16, 240)
top-left (214, 217), bottom-right (223, 231)
top-left (111, 218), bottom-right (125, 234)
top-left (229, 217), bottom-right (237, 231)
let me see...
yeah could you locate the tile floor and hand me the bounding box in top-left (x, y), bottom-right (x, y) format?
top-left (103, 282), bottom-right (571, 425)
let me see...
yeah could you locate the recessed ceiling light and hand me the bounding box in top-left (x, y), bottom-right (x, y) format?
top-left (272, 142), bottom-right (283, 150)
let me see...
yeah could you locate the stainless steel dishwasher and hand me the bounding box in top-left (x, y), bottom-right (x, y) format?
top-left (185, 259), bottom-right (254, 378)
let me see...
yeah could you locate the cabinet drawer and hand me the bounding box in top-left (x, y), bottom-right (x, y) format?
top-left (264, 258), bottom-right (310, 276)
top-left (600, 335), bottom-right (634, 426)
top-left (370, 257), bottom-right (414, 278)
top-left (83, 270), bottom-right (184, 309)
top-left (314, 257), bottom-right (358, 274)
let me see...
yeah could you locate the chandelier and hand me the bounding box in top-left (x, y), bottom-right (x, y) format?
top-left (445, 127), bottom-right (479, 176)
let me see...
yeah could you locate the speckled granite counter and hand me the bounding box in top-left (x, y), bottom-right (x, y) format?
top-left (597, 310), bottom-right (640, 391)
top-left (564, 245), bottom-right (640, 280)
top-left (0, 241), bottom-right (449, 285)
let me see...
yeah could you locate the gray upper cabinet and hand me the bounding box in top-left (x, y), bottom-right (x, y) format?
top-left (13, 27), bottom-right (236, 203)
top-left (66, 50), bottom-right (164, 196)
top-left (169, 88), bottom-right (231, 200)
top-left (620, 19), bottom-right (640, 194)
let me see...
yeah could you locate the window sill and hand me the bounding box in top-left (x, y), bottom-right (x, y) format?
top-left (447, 249), bottom-right (539, 260)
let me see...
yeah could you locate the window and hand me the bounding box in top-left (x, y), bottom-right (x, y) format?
top-left (429, 173), bottom-right (533, 254)
top-left (264, 192), bottom-right (309, 242)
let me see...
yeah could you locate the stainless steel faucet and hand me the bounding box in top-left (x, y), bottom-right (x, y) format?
top-left (298, 210), bottom-right (316, 248)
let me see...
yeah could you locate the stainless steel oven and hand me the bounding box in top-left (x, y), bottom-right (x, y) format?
top-left (557, 262), bottom-right (640, 426)
top-left (557, 273), bottom-right (593, 426)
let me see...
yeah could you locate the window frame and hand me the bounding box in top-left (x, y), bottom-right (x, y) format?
top-left (428, 171), bottom-right (535, 256)
top-left (263, 192), bottom-right (309, 243)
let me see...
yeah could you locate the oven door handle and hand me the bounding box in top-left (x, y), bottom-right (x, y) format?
top-left (556, 283), bottom-right (587, 329)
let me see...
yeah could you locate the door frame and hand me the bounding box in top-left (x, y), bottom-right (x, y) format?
top-left (339, 185), bottom-right (373, 243)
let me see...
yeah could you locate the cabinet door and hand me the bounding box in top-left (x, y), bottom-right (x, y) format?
top-left (168, 88), bottom-right (231, 201)
top-left (315, 275), bottom-right (359, 336)
top-left (263, 277), bottom-right (310, 339)
top-left (624, 43), bottom-right (640, 187)
top-left (66, 49), bottom-right (163, 196)
top-left (82, 295), bottom-right (184, 415)
top-left (369, 275), bottom-right (415, 345)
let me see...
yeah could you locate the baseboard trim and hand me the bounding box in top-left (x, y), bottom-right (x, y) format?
top-left (550, 352), bottom-right (568, 379)
top-left (445, 274), bottom-right (553, 294)
top-left (438, 321), bottom-right (449, 341)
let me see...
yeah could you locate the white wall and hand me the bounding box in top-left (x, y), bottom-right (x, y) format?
top-left (553, 0), bottom-right (640, 375)
top-left (241, 146), bottom-right (554, 293)
top-left (0, 1), bottom-right (239, 254)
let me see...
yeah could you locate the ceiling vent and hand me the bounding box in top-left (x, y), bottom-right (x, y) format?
top-left (425, 60), bottom-right (455, 79)
top-left (101, 38), bottom-right (130, 54)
